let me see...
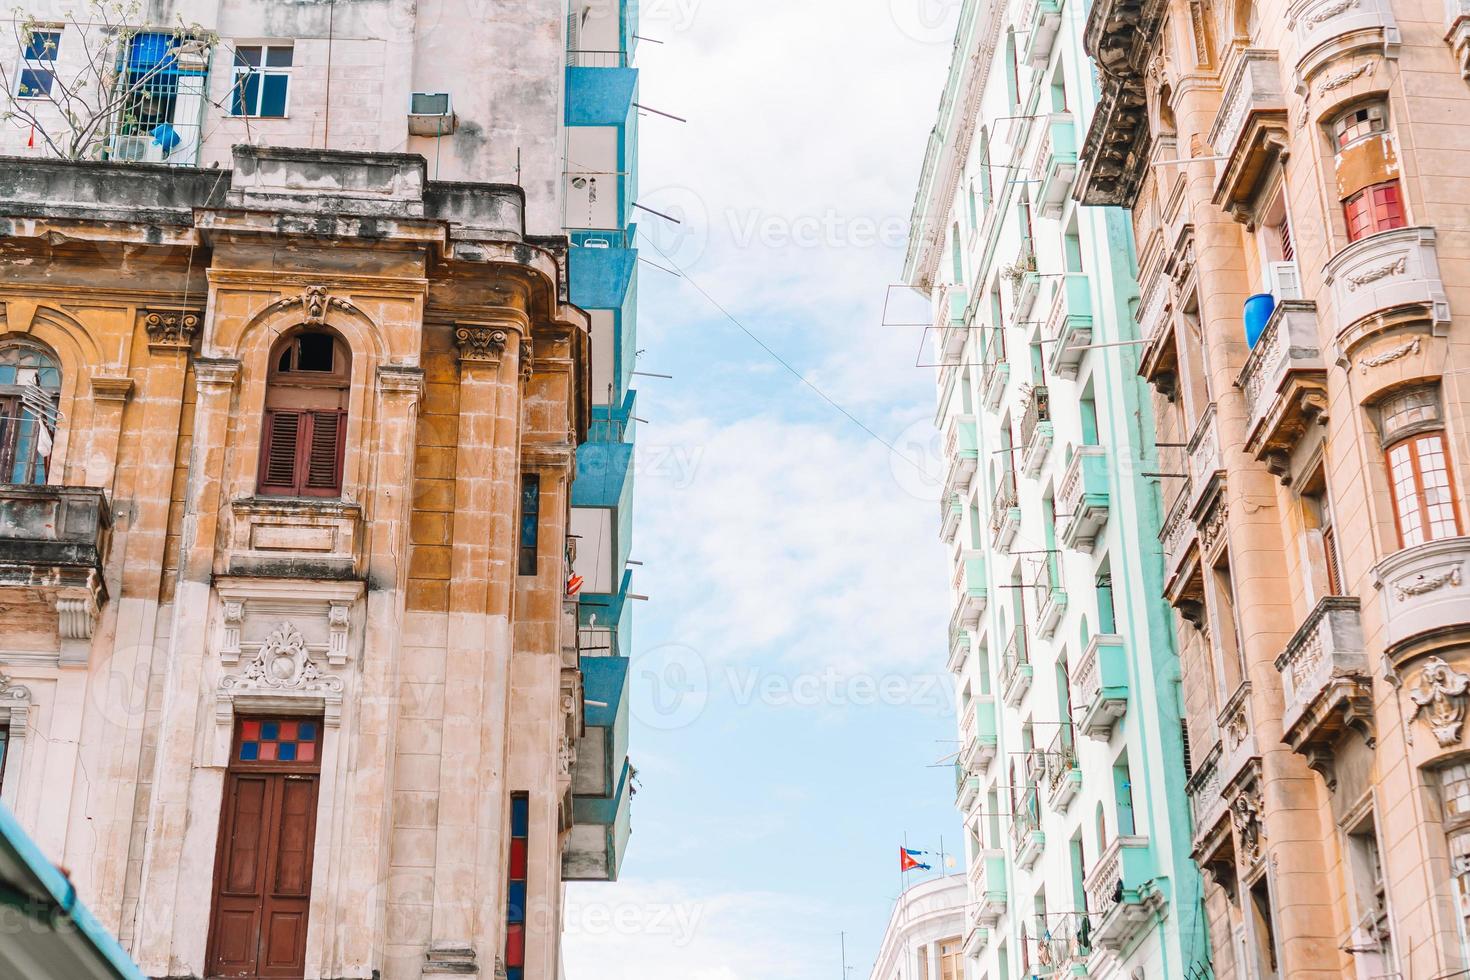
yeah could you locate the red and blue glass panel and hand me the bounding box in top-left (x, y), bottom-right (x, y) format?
top-left (505, 794), bottom-right (529, 980)
top-left (237, 718), bottom-right (319, 764)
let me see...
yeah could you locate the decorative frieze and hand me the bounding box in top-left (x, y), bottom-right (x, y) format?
top-left (1371, 536), bottom-right (1470, 656)
top-left (1324, 227), bottom-right (1451, 341)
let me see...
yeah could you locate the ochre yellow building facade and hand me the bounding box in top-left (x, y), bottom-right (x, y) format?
top-left (0, 146), bottom-right (591, 979)
top-left (1079, 0), bottom-right (1470, 973)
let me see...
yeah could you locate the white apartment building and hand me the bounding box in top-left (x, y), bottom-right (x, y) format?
top-left (905, 0), bottom-right (1210, 977)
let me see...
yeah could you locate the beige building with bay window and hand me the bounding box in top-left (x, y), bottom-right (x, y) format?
top-left (1075, 0), bottom-right (1470, 974)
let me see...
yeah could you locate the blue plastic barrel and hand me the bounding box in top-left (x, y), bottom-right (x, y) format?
top-left (1243, 293), bottom-right (1275, 348)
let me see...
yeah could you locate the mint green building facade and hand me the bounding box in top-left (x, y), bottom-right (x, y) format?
top-left (905, 0), bottom-right (1210, 975)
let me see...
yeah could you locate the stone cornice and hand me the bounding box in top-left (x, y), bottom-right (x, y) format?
top-left (903, 0), bottom-right (1005, 289)
top-left (1076, 0), bottom-right (1172, 206)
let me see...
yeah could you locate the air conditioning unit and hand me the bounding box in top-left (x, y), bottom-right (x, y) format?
top-left (110, 135), bottom-right (160, 162)
top-left (407, 92), bottom-right (457, 136)
top-left (1267, 260), bottom-right (1302, 301)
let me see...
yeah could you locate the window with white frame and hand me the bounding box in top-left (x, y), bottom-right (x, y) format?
top-left (17, 28), bottom-right (60, 99)
top-left (231, 43), bottom-right (293, 117)
top-left (0, 673), bottom-right (31, 807)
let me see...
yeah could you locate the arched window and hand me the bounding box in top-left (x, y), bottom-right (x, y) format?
top-left (0, 339), bottom-right (61, 485)
top-left (258, 330), bottom-right (350, 497)
top-left (1378, 385), bottom-right (1461, 547)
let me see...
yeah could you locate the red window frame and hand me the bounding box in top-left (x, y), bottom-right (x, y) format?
top-left (1386, 431), bottom-right (1463, 548)
top-left (1344, 180), bottom-right (1406, 243)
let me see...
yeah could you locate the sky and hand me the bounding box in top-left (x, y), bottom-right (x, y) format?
top-left (561, 1), bottom-right (970, 977)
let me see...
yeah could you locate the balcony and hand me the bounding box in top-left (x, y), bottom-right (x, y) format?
top-left (0, 485), bottom-right (111, 666)
top-left (1290, 0), bottom-right (1400, 82)
top-left (1371, 536), bottom-right (1470, 658)
top-left (1083, 836), bottom-right (1160, 951)
top-left (970, 850), bottom-right (1008, 927)
top-left (947, 620), bottom-right (972, 673)
top-left (1020, 385), bottom-right (1054, 478)
top-left (1022, 0), bottom-right (1064, 65)
top-left (937, 284), bottom-right (970, 364)
top-left (1000, 627), bottom-right (1033, 707)
top-left (962, 920), bottom-right (990, 958)
top-left (1037, 584), bottom-right (1068, 640)
top-left (953, 549), bottom-right (988, 628)
top-left (990, 473), bottom-right (1022, 552)
top-left (1217, 682), bottom-right (1261, 789)
top-left (1075, 633), bottom-right (1129, 739)
top-left (1031, 114), bottom-right (1079, 219)
top-left (1137, 275), bottom-right (1178, 397)
top-left (1159, 481), bottom-right (1195, 585)
top-left (940, 492), bottom-right (963, 544)
top-left (1045, 273), bottom-right (1095, 379)
top-left (1210, 50), bottom-right (1290, 217)
top-left (1452, 0), bottom-right (1470, 79)
top-left (1187, 405), bottom-right (1224, 511)
top-left (955, 760), bottom-right (981, 810)
top-left (1237, 299), bottom-right (1328, 481)
top-left (1045, 729), bottom-right (1082, 812)
top-left (1276, 598), bottom-right (1373, 783)
top-left (1006, 245), bottom-right (1041, 320)
top-left (960, 696), bottom-right (1001, 775)
top-left (944, 413), bottom-right (979, 495)
top-left (1039, 912), bottom-right (1094, 974)
top-left (1010, 788), bottom-right (1046, 870)
top-left (1058, 446), bottom-right (1111, 553)
top-left (1324, 227), bottom-right (1451, 344)
top-left (1187, 741), bottom-right (1230, 854)
top-left (981, 357), bottom-right (1009, 411)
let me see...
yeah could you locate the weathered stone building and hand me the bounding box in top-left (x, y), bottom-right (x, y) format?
top-left (0, 145), bottom-right (591, 979)
top-left (0, 1), bottom-right (640, 978)
top-left (1077, 0), bottom-right (1470, 972)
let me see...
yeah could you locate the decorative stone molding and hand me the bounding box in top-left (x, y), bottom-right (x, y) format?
top-left (222, 599), bottom-right (245, 664)
top-left (1324, 227), bottom-right (1451, 340)
top-left (1409, 656), bottom-right (1470, 747)
top-left (1357, 337), bottom-right (1420, 372)
top-left (1371, 537), bottom-right (1470, 657)
top-left (520, 337), bottom-right (536, 383)
top-left (193, 357), bottom-right (241, 391)
top-left (1289, 0), bottom-right (1400, 89)
top-left (56, 582), bottom-right (101, 667)
top-left (1232, 782), bottom-right (1266, 867)
top-left (0, 672), bottom-right (32, 809)
top-left (455, 325), bottom-right (510, 363)
top-left (89, 375), bottom-right (135, 403)
top-left (227, 496), bottom-right (362, 579)
top-left (217, 620), bottom-right (345, 728)
top-left (143, 308), bottom-right (202, 349)
top-left (327, 601), bottom-right (351, 666)
top-left (259, 284), bottom-right (362, 327)
top-left (375, 364), bottom-right (425, 399)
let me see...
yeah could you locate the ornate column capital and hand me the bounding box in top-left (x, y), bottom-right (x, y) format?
top-left (454, 324), bottom-right (511, 363)
top-left (143, 308), bottom-right (203, 351)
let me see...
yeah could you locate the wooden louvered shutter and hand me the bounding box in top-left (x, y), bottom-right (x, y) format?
top-left (261, 410), bottom-right (303, 492)
top-left (1323, 524), bottom-right (1343, 595)
top-left (302, 411), bottom-right (344, 495)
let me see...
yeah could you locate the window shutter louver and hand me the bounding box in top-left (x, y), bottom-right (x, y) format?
top-left (263, 411), bottom-right (302, 489)
top-left (304, 411), bottom-right (343, 493)
top-left (1323, 524), bottom-right (1343, 595)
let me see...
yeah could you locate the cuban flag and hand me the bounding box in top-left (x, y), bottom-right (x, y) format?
top-left (899, 847), bottom-right (931, 872)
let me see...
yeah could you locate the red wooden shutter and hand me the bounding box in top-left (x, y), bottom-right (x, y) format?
top-left (261, 410), bottom-right (303, 492)
top-left (302, 411), bottom-right (344, 495)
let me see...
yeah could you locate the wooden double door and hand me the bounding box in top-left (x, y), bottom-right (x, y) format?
top-left (206, 718), bottom-right (322, 979)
